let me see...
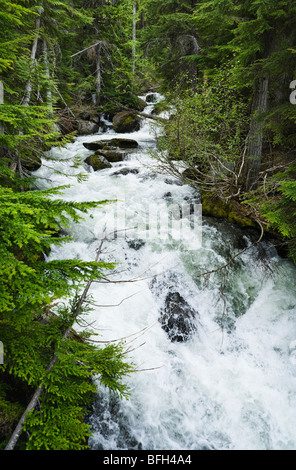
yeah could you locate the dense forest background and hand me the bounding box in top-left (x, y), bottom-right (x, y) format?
top-left (1, 0), bottom-right (296, 450)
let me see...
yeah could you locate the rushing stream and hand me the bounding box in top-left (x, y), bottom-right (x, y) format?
top-left (34, 94), bottom-right (296, 450)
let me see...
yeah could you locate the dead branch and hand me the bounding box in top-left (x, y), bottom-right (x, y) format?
top-left (70, 41), bottom-right (110, 58)
top-left (85, 290), bottom-right (144, 308)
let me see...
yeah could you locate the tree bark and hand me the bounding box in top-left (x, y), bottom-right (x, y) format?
top-left (244, 76), bottom-right (269, 190)
top-left (132, 1), bottom-right (137, 75)
top-left (43, 39), bottom-right (53, 109)
top-left (21, 16), bottom-right (41, 106)
top-left (96, 42), bottom-right (102, 105)
top-left (93, 14), bottom-right (102, 105)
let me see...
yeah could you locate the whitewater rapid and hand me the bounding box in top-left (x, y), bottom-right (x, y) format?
top-left (33, 94), bottom-right (296, 450)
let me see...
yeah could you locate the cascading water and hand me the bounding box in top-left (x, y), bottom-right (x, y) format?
top-left (33, 94), bottom-right (296, 451)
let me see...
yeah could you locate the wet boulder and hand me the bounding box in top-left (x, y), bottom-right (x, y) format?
top-left (77, 120), bottom-right (100, 135)
top-left (95, 149), bottom-right (126, 163)
top-left (113, 111), bottom-right (142, 133)
top-left (111, 167), bottom-right (139, 176)
top-left (146, 93), bottom-right (158, 103)
top-left (85, 154), bottom-right (112, 171)
top-left (126, 238), bottom-right (145, 250)
top-left (83, 138), bottom-right (138, 151)
top-left (108, 138), bottom-right (139, 149)
top-left (83, 140), bottom-right (110, 151)
top-left (159, 292), bottom-right (197, 342)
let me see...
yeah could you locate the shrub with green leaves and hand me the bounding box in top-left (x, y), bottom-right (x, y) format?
top-left (155, 71), bottom-right (249, 197)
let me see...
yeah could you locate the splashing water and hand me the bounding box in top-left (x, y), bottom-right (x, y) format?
top-left (33, 94), bottom-right (296, 451)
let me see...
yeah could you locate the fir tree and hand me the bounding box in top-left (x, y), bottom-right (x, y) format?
top-left (0, 177), bottom-right (134, 449)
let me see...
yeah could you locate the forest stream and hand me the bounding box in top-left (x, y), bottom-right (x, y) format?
top-left (33, 94), bottom-right (296, 451)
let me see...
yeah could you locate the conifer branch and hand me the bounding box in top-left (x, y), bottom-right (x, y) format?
top-left (5, 235), bottom-right (108, 450)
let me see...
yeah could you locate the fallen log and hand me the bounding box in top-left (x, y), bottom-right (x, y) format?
top-left (114, 103), bottom-right (168, 123)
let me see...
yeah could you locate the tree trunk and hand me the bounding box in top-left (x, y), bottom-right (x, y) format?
top-left (21, 16), bottom-right (41, 106)
top-left (244, 76), bottom-right (269, 190)
top-left (96, 43), bottom-right (102, 105)
top-left (43, 39), bottom-right (53, 109)
top-left (132, 1), bottom-right (137, 76)
top-left (94, 14), bottom-right (102, 105)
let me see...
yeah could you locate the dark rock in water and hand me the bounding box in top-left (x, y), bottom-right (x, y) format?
top-left (85, 154), bottom-right (112, 171)
top-left (146, 93), bottom-right (158, 103)
top-left (126, 239), bottom-right (145, 250)
top-left (83, 140), bottom-right (112, 151)
top-left (164, 177), bottom-right (184, 187)
top-left (108, 138), bottom-right (139, 149)
top-left (111, 167), bottom-right (139, 176)
top-left (102, 108), bottom-right (123, 122)
top-left (113, 111), bottom-right (142, 133)
top-left (83, 138), bottom-right (138, 151)
top-left (159, 292), bottom-right (197, 342)
top-left (95, 149), bottom-right (126, 162)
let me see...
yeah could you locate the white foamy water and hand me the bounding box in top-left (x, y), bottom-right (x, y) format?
top-left (33, 95), bottom-right (296, 450)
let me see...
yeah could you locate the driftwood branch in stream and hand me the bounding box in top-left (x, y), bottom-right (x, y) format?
top-left (115, 103), bottom-right (168, 123)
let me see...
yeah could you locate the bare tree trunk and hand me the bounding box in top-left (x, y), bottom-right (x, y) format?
top-left (93, 14), bottom-right (102, 105)
top-left (21, 16), bottom-right (41, 106)
top-left (244, 76), bottom-right (269, 190)
top-left (132, 1), bottom-right (137, 76)
top-left (96, 43), bottom-right (102, 105)
top-left (43, 39), bottom-right (53, 109)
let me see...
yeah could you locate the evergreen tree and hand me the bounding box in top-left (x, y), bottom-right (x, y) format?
top-left (140, 0), bottom-right (200, 89)
top-left (0, 179), bottom-right (134, 449)
top-left (193, 0), bottom-right (296, 189)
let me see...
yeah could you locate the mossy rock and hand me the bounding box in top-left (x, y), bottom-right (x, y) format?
top-left (108, 138), bottom-right (138, 149)
top-left (129, 96), bottom-right (147, 111)
top-left (113, 111), bottom-right (141, 133)
top-left (85, 155), bottom-right (112, 171)
top-left (202, 194), bottom-right (257, 228)
top-left (95, 149), bottom-right (126, 162)
top-left (83, 138), bottom-right (138, 151)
